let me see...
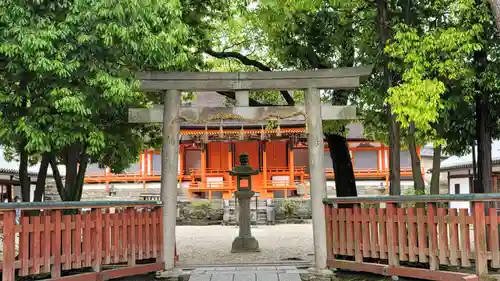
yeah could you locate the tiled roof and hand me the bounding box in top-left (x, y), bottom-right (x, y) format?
top-left (180, 127), bottom-right (306, 136)
top-left (439, 140), bottom-right (500, 171)
top-left (180, 91), bottom-right (367, 139)
top-left (419, 143), bottom-right (449, 158)
top-left (0, 147), bottom-right (66, 177)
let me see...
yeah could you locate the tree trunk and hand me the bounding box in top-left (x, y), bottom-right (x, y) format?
top-left (377, 0), bottom-right (401, 195)
top-left (326, 133), bottom-right (357, 208)
top-left (19, 140), bottom-right (31, 202)
top-left (474, 46), bottom-right (492, 193)
top-left (388, 115), bottom-right (401, 195)
top-left (50, 144), bottom-right (89, 201)
top-left (326, 17), bottom-right (357, 204)
top-left (475, 92), bottom-right (492, 193)
top-left (489, 0), bottom-right (500, 35)
top-left (74, 154), bottom-right (89, 201)
top-left (50, 153), bottom-right (67, 201)
top-left (408, 122), bottom-right (425, 194)
top-left (64, 143), bottom-right (81, 199)
top-left (430, 144), bottom-right (442, 195)
top-left (33, 153), bottom-right (50, 202)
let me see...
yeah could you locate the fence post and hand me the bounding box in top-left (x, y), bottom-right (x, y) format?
top-left (386, 203), bottom-right (399, 267)
top-left (2, 211), bottom-right (16, 281)
top-left (353, 204), bottom-right (363, 263)
top-left (51, 210), bottom-right (62, 278)
top-left (427, 203), bottom-right (439, 270)
top-left (92, 208), bottom-right (103, 272)
top-left (325, 204), bottom-right (333, 262)
top-left (128, 207), bottom-right (137, 267)
top-left (157, 207), bottom-right (164, 263)
top-left (473, 201), bottom-right (488, 277)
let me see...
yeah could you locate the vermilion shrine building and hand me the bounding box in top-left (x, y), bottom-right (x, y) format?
top-left (83, 92), bottom-right (424, 200)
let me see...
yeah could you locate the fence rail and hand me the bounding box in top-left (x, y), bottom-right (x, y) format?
top-left (0, 201), bottom-right (165, 281)
top-left (322, 194), bottom-right (500, 281)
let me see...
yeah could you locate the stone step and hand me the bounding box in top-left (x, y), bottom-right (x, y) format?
top-left (186, 266), bottom-right (306, 281)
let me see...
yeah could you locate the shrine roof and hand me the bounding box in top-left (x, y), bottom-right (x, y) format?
top-left (181, 92), bottom-right (364, 136)
top-left (179, 122), bottom-right (365, 140)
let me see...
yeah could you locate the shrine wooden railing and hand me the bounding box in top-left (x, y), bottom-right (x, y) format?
top-left (84, 167), bottom-right (423, 184)
top-left (323, 167), bottom-right (418, 179)
top-left (322, 194), bottom-right (500, 281)
top-left (0, 201), bottom-right (166, 281)
top-left (84, 172), bottom-right (183, 183)
top-left (187, 179), bottom-right (300, 199)
top-left (266, 166), bottom-right (307, 174)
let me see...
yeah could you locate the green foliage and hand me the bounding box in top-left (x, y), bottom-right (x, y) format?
top-left (385, 23), bottom-right (482, 133)
top-left (252, 0), bottom-right (376, 69)
top-left (206, 0), bottom-right (500, 173)
top-left (3, 0), bottom-right (499, 202)
top-left (0, 0), bottom-right (200, 200)
top-left (323, 120), bottom-right (352, 137)
top-left (188, 201), bottom-right (214, 220)
top-left (402, 188), bottom-right (428, 196)
top-left (280, 198), bottom-right (300, 219)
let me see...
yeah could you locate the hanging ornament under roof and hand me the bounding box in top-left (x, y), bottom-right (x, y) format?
top-left (276, 116), bottom-right (282, 137)
top-left (302, 121), bottom-right (309, 138)
top-left (203, 124), bottom-right (209, 143)
top-left (238, 123), bottom-right (245, 141)
top-left (219, 120), bottom-right (224, 139)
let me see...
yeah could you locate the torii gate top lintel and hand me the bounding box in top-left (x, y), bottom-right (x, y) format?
top-left (137, 65), bottom-right (373, 91)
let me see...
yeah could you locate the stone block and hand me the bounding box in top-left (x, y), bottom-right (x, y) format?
top-left (231, 236), bottom-right (260, 253)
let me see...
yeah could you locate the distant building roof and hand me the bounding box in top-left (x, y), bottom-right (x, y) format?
top-left (0, 147), bottom-right (66, 177)
top-left (439, 140), bottom-right (500, 171)
top-left (420, 143), bottom-right (449, 158)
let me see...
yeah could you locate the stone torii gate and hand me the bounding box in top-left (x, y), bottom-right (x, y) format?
top-left (128, 66), bottom-right (372, 275)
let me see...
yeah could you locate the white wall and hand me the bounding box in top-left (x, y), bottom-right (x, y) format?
top-left (421, 156), bottom-right (449, 193)
top-left (12, 185), bottom-right (36, 201)
top-left (83, 182), bottom-right (162, 190)
top-left (0, 173), bottom-right (57, 202)
top-left (326, 179), bottom-right (415, 196)
top-left (449, 176), bottom-right (471, 211)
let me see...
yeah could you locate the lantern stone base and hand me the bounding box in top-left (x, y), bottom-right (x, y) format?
top-left (231, 236), bottom-right (260, 253)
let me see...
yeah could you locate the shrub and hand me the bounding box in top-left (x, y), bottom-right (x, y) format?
top-left (188, 201), bottom-right (213, 220)
top-left (281, 199), bottom-right (300, 219)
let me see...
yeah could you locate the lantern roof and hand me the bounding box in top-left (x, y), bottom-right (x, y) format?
top-left (228, 153), bottom-right (259, 176)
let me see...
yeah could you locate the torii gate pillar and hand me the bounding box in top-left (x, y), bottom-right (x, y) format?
top-left (161, 90), bottom-right (180, 272)
top-left (305, 87), bottom-right (329, 273)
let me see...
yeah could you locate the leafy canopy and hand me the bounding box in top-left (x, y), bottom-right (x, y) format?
top-left (0, 0), bottom-right (199, 200)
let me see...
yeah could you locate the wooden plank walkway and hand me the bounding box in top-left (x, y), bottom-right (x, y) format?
top-left (188, 266), bottom-right (305, 281)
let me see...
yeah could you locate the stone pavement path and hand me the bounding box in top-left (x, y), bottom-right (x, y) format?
top-left (188, 266), bottom-right (305, 281)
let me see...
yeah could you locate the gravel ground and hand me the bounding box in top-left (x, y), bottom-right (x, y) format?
top-left (176, 224), bottom-right (315, 265)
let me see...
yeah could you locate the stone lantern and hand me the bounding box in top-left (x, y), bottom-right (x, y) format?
top-left (229, 153), bottom-right (260, 253)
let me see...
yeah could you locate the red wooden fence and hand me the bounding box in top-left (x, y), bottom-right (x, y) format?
top-left (323, 194), bottom-right (500, 281)
top-left (0, 201), bottom-right (165, 281)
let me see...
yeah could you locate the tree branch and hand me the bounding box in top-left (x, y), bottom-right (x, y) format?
top-left (49, 153), bottom-right (66, 201)
top-left (305, 47), bottom-right (330, 69)
top-left (33, 153), bottom-right (50, 202)
top-left (74, 152), bottom-right (89, 201)
top-left (205, 49), bottom-right (295, 106)
top-left (206, 48), bottom-right (272, 70)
